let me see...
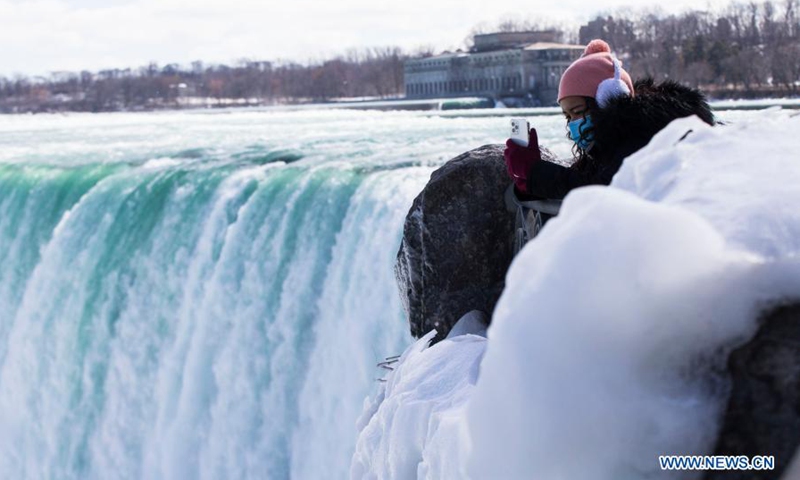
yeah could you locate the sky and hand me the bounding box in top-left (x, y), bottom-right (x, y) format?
top-left (0, 0), bottom-right (744, 77)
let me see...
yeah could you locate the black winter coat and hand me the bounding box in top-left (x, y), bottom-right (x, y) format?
top-left (525, 78), bottom-right (715, 200)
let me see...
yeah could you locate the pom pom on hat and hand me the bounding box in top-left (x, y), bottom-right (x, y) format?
top-left (557, 39), bottom-right (634, 104)
top-left (583, 39), bottom-right (611, 56)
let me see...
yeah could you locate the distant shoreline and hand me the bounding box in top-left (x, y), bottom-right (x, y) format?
top-left (2, 95), bottom-right (799, 116)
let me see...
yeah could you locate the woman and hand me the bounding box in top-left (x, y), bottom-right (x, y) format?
top-left (505, 39), bottom-right (715, 200)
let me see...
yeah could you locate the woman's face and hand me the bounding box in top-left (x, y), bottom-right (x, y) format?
top-left (559, 96), bottom-right (589, 122)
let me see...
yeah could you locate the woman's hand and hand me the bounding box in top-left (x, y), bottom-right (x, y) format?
top-left (503, 128), bottom-right (541, 194)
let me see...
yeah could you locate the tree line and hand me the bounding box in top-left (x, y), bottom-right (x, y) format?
top-left (2, 0), bottom-right (800, 113)
top-left (0, 47), bottom-right (406, 113)
top-left (580, 0), bottom-right (800, 96)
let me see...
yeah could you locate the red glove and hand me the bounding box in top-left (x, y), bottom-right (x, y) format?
top-left (504, 128), bottom-right (541, 194)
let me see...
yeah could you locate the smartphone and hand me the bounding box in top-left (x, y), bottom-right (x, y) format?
top-left (510, 118), bottom-right (529, 147)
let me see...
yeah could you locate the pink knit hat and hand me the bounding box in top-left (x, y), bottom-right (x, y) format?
top-left (557, 39), bottom-right (634, 106)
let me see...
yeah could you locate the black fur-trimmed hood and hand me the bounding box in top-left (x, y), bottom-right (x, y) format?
top-left (591, 78), bottom-right (715, 159)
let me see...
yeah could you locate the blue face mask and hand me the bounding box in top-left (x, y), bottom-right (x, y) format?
top-left (568, 115), bottom-right (595, 151)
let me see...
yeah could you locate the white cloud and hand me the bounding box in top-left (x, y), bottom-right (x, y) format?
top-left (0, 0), bottom-right (752, 76)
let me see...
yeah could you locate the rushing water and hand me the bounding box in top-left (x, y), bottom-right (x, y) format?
top-left (0, 105), bottom-right (749, 479)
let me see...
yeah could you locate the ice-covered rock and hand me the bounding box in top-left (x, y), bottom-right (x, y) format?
top-left (394, 144), bottom-right (558, 342)
top-left (394, 144), bottom-right (513, 342)
top-left (350, 330), bottom-right (485, 479)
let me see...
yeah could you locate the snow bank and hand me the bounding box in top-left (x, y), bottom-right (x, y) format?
top-left (350, 330), bottom-right (485, 479)
top-left (352, 111), bottom-right (800, 479)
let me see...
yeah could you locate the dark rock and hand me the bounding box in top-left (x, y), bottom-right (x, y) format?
top-left (707, 304), bottom-right (800, 480)
top-left (394, 144), bottom-right (512, 342)
top-left (394, 144), bottom-right (558, 342)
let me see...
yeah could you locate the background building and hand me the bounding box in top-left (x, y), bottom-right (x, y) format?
top-left (404, 31), bottom-right (584, 106)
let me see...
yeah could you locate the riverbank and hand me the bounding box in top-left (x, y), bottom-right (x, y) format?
top-left (5, 94), bottom-right (800, 115)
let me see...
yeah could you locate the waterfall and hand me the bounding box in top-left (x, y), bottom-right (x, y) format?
top-left (0, 158), bottom-right (431, 479)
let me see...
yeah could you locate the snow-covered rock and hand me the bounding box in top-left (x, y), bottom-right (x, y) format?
top-left (354, 111), bottom-right (800, 479)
